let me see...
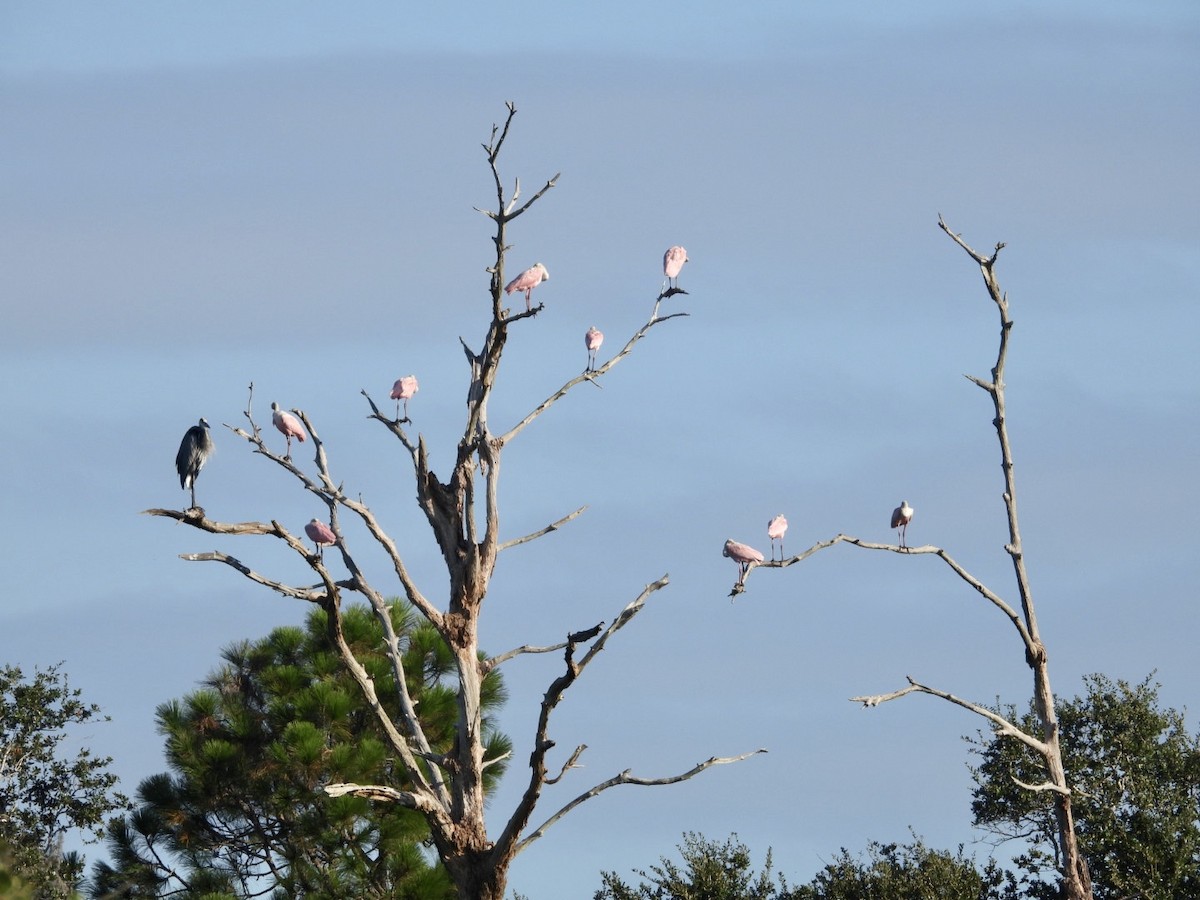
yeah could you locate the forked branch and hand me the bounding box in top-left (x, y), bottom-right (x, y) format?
top-left (500, 294), bottom-right (689, 445)
top-left (512, 749), bottom-right (768, 856)
top-left (850, 674), bottom-right (1050, 757)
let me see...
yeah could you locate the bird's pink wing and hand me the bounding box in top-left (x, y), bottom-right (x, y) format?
top-left (664, 246), bottom-right (687, 278)
top-left (505, 268), bottom-right (536, 294)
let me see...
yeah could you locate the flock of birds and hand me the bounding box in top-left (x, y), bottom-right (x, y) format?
top-left (174, 245), bottom-right (915, 576)
top-left (723, 501), bottom-right (915, 586)
top-left (172, 247), bottom-right (693, 557)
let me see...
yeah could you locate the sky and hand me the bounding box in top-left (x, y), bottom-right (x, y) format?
top-left (2, 1), bottom-right (1198, 896)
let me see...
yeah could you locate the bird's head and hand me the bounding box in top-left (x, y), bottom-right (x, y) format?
top-left (536, 263), bottom-right (549, 279)
top-left (199, 417), bottom-right (210, 429)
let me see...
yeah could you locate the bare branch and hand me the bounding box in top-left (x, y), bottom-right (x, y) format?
top-left (500, 296), bottom-right (689, 445)
top-left (544, 744), bottom-right (587, 785)
top-left (492, 576), bottom-right (669, 862)
top-left (142, 508), bottom-right (279, 535)
top-left (728, 533), bottom-right (851, 597)
top-left (323, 782), bottom-right (440, 812)
top-left (513, 749), bottom-right (767, 856)
top-left (484, 641), bottom-right (571, 672)
top-left (505, 173), bottom-right (561, 222)
top-left (176, 551), bottom-right (331, 602)
top-left (853, 675), bottom-right (1050, 757)
top-left (361, 390), bottom-right (420, 455)
top-left (1011, 775), bottom-right (1072, 797)
top-left (497, 505), bottom-right (588, 551)
top-left (850, 684), bottom-right (921, 708)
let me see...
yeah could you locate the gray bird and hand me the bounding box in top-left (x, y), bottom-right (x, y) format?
top-left (176, 418), bottom-right (214, 509)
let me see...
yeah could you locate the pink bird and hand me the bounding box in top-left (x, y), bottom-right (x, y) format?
top-left (270, 402), bottom-right (307, 459)
top-left (891, 500), bottom-right (914, 549)
top-left (584, 325), bottom-right (603, 372)
top-left (767, 514), bottom-right (788, 560)
top-left (723, 538), bottom-right (764, 585)
top-left (504, 263), bottom-right (550, 311)
top-left (663, 246), bottom-right (688, 289)
top-left (390, 375), bottom-right (419, 420)
top-left (304, 518), bottom-right (336, 558)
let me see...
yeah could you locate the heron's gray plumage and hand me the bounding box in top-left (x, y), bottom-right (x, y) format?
top-left (176, 418), bottom-right (214, 507)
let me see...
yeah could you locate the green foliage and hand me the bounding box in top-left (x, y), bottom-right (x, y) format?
top-left (594, 832), bottom-right (798, 900)
top-left (90, 601), bottom-right (511, 899)
top-left (793, 837), bottom-right (1018, 900)
top-left (0, 664), bottom-right (127, 899)
top-left (969, 672), bottom-right (1200, 900)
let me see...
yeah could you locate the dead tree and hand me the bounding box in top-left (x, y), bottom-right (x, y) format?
top-left (731, 218), bottom-right (1093, 900)
top-left (144, 103), bottom-right (763, 900)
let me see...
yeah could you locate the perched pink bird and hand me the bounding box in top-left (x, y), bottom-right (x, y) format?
top-left (891, 500), bottom-right (914, 549)
top-left (270, 402), bottom-right (307, 458)
top-left (663, 246), bottom-right (688, 289)
top-left (584, 325), bottom-right (604, 372)
top-left (767, 514), bottom-right (788, 560)
top-left (390, 375), bottom-right (419, 420)
top-left (504, 263), bottom-right (550, 311)
top-left (304, 518), bottom-right (336, 558)
top-left (723, 538), bottom-right (765, 585)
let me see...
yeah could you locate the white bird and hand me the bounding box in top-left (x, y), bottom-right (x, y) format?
top-left (891, 500), bottom-right (914, 548)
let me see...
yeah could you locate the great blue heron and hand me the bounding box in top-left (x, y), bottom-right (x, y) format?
top-left (663, 245), bottom-right (688, 289)
top-left (176, 418), bottom-right (214, 509)
top-left (891, 500), bottom-right (914, 548)
top-left (504, 262), bottom-right (549, 311)
top-left (270, 402), bottom-right (306, 459)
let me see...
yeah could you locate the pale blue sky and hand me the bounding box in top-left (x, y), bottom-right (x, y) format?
top-left (2, 2), bottom-right (1198, 896)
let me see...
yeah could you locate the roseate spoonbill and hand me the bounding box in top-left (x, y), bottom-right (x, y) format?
top-left (390, 375), bottom-right (419, 419)
top-left (584, 325), bottom-right (603, 371)
top-left (305, 518), bottom-right (336, 558)
top-left (767, 514), bottom-right (788, 560)
top-left (504, 263), bottom-right (549, 311)
top-left (270, 402), bottom-right (307, 458)
top-left (891, 500), bottom-right (914, 548)
top-left (723, 538), bottom-right (764, 585)
top-left (175, 418), bottom-right (214, 509)
top-left (663, 246), bottom-right (688, 289)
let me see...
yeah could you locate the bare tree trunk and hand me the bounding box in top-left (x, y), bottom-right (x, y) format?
top-left (940, 220), bottom-right (1092, 900)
